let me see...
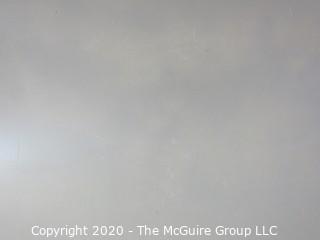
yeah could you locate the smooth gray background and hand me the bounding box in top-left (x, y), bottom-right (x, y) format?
top-left (1, 0), bottom-right (320, 239)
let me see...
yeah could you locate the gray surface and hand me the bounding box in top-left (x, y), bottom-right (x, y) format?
top-left (1, 0), bottom-right (320, 239)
